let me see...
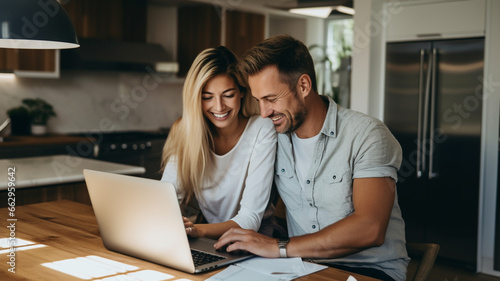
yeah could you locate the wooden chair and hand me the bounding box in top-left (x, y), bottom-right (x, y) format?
top-left (406, 243), bottom-right (440, 281)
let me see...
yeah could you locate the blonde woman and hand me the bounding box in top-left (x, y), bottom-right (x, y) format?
top-left (161, 46), bottom-right (277, 239)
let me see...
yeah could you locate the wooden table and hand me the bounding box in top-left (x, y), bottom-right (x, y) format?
top-left (0, 201), bottom-right (381, 281)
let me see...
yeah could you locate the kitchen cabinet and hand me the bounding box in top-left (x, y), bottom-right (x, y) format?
top-left (12, 49), bottom-right (56, 72)
top-left (0, 134), bottom-right (94, 159)
top-left (224, 10), bottom-right (265, 57)
top-left (61, 0), bottom-right (147, 42)
top-left (176, 5), bottom-right (265, 76)
top-left (0, 48), bottom-right (57, 76)
top-left (0, 48), bottom-right (15, 70)
top-left (386, 0), bottom-right (486, 42)
top-left (177, 5), bottom-right (221, 77)
top-left (0, 182), bottom-right (90, 208)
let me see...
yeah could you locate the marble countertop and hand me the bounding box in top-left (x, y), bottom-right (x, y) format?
top-left (0, 155), bottom-right (145, 190)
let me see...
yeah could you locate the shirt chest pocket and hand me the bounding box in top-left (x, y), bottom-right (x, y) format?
top-left (324, 171), bottom-right (344, 184)
top-left (275, 164), bottom-right (303, 211)
top-left (318, 168), bottom-right (353, 219)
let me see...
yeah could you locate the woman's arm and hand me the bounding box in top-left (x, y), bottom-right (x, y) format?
top-left (230, 118), bottom-right (277, 231)
top-left (191, 118), bottom-right (277, 238)
top-left (184, 217), bottom-right (241, 240)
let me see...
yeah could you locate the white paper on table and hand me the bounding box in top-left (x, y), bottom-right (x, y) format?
top-left (347, 275), bottom-right (358, 281)
top-left (238, 257), bottom-right (327, 279)
top-left (205, 257), bottom-right (327, 281)
top-left (205, 265), bottom-right (283, 281)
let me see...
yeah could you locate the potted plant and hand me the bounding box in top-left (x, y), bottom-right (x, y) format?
top-left (6, 106), bottom-right (31, 135)
top-left (22, 98), bottom-right (56, 135)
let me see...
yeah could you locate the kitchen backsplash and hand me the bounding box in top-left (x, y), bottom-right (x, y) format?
top-left (0, 70), bottom-right (184, 134)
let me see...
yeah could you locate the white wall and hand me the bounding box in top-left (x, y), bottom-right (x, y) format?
top-left (351, 0), bottom-right (397, 119)
top-left (0, 71), bottom-right (183, 134)
top-left (268, 16), bottom-right (307, 43)
top-left (480, 0), bottom-right (500, 276)
top-left (350, 0), bottom-right (373, 115)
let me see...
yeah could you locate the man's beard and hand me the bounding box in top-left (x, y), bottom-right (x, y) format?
top-left (282, 99), bottom-right (307, 135)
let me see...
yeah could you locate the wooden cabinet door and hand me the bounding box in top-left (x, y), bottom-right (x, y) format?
top-left (224, 10), bottom-right (265, 57)
top-left (0, 49), bottom-right (16, 71)
top-left (61, 0), bottom-right (146, 42)
top-left (16, 49), bottom-right (57, 72)
top-left (177, 5), bottom-right (221, 77)
top-left (0, 49), bottom-right (56, 72)
top-left (176, 7), bottom-right (264, 77)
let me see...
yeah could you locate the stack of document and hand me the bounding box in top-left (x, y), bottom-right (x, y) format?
top-left (206, 257), bottom-right (327, 281)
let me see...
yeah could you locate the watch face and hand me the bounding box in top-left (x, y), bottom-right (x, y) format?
top-left (278, 239), bottom-right (290, 248)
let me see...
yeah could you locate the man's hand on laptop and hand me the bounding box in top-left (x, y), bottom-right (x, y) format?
top-left (214, 228), bottom-right (280, 258)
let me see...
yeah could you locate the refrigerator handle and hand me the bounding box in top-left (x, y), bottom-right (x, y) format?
top-left (421, 48), bottom-right (433, 177)
top-left (429, 48), bottom-right (438, 179)
top-left (417, 49), bottom-right (426, 178)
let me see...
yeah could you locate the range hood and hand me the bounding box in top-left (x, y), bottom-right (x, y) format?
top-left (61, 38), bottom-right (178, 73)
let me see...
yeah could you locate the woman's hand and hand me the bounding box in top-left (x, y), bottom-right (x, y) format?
top-left (183, 216), bottom-right (201, 237)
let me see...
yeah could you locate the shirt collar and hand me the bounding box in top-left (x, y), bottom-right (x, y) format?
top-left (320, 95), bottom-right (338, 139)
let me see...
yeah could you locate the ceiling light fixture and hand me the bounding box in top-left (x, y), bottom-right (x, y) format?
top-left (289, 5), bottom-right (355, 18)
top-left (0, 0), bottom-right (79, 49)
top-left (335, 5), bottom-right (355, 15)
top-left (289, 7), bottom-right (335, 18)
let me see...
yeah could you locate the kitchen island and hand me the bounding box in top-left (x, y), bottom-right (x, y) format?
top-left (0, 155), bottom-right (145, 207)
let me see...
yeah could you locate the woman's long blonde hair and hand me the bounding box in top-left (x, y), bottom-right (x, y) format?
top-left (161, 46), bottom-right (258, 206)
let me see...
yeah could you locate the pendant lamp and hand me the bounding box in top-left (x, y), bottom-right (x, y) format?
top-left (0, 0), bottom-right (79, 49)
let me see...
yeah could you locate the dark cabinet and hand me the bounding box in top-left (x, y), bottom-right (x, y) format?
top-left (61, 0), bottom-right (147, 42)
top-left (0, 48), bottom-right (56, 73)
top-left (176, 5), bottom-right (265, 77)
top-left (224, 10), bottom-right (265, 57)
top-left (177, 5), bottom-right (222, 77)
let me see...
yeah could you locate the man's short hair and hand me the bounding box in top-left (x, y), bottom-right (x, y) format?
top-left (237, 34), bottom-right (318, 93)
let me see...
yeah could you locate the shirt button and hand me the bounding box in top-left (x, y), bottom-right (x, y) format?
top-left (281, 168), bottom-right (285, 173)
top-left (333, 175), bottom-right (336, 180)
top-left (330, 131), bottom-right (334, 135)
top-left (309, 203), bottom-right (313, 207)
top-left (306, 180), bottom-right (310, 184)
top-left (312, 225), bottom-right (316, 229)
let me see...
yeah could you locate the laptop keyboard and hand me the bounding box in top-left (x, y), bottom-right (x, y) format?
top-left (191, 249), bottom-right (226, 267)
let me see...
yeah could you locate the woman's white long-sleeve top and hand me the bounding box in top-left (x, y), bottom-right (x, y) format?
top-left (161, 116), bottom-right (277, 231)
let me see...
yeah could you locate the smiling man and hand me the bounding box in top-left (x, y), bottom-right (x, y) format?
top-left (214, 35), bottom-right (410, 281)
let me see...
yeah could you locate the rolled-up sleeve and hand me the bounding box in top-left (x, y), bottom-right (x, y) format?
top-left (352, 119), bottom-right (402, 182)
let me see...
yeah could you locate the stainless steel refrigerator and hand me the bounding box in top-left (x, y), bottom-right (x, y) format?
top-left (384, 38), bottom-right (484, 270)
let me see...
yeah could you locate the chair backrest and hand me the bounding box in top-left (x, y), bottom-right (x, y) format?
top-left (406, 243), bottom-right (440, 281)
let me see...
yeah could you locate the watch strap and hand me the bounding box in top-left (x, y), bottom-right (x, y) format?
top-left (278, 239), bottom-right (290, 258)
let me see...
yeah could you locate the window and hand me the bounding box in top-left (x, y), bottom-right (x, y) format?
top-left (311, 18), bottom-right (353, 108)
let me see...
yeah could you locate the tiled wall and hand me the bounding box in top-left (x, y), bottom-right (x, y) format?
top-left (0, 70), bottom-right (184, 134)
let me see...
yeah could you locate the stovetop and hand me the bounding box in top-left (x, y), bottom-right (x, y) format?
top-left (99, 131), bottom-right (169, 142)
top-left (70, 129), bottom-right (169, 143)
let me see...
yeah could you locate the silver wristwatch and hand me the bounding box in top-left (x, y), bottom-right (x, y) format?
top-left (278, 239), bottom-right (290, 258)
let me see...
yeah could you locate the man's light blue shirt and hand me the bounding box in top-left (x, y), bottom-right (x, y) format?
top-left (275, 96), bottom-right (409, 281)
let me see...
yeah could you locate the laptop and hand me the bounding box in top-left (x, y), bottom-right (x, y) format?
top-left (83, 169), bottom-right (253, 273)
